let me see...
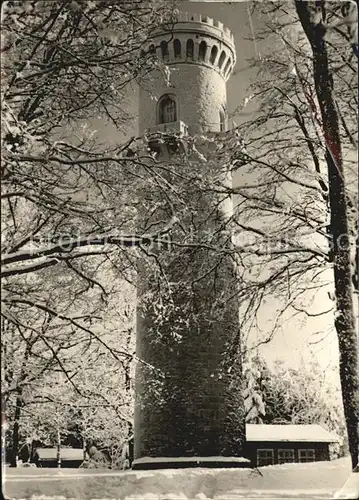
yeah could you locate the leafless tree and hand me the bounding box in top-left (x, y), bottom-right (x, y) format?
top-left (229, 0), bottom-right (358, 468)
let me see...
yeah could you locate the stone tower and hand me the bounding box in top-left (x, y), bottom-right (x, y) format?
top-left (138, 12), bottom-right (236, 137)
top-left (134, 12), bottom-right (246, 469)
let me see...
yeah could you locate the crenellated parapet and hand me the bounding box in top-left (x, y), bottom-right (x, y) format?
top-left (174, 12), bottom-right (234, 40)
top-left (147, 12), bottom-right (236, 81)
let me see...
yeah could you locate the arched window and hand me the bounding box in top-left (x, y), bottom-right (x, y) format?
top-left (219, 108), bottom-right (226, 132)
top-left (226, 65), bottom-right (233, 78)
top-left (149, 44), bottom-right (156, 55)
top-left (209, 45), bottom-right (218, 64)
top-left (160, 40), bottom-right (169, 59)
top-left (174, 39), bottom-right (181, 58)
top-left (223, 58), bottom-right (231, 76)
top-left (198, 41), bottom-right (207, 61)
top-left (186, 39), bottom-right (194, 59)
top-left (158, 94), bottom-right (177, 124)
top-left (218, 50), bottom-right (226, 69)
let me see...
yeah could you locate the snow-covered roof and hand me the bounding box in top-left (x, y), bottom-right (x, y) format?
top-left (36, 448), bottom-right (84, 460)
top-left (246, 424), bottom-right (340, 443)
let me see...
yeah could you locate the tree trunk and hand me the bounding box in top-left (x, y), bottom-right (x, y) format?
top-left (328, 148), bottom-right (359, 471)
top-left (295, 0), bottom-right (359, 470)
top-left (124, 358), bottom-right (133, 466)
top-left (1, 396), bottom-right (6, 464)
top-left (56, 427), bottom-right (61, 468)
top-left (10, 391), bottom-right (23, 467)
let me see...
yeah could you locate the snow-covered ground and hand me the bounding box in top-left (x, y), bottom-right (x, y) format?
top-left (4, 457), bottom-right (357, 500)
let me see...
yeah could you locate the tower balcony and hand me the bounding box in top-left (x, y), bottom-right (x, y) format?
top-left (145, 120), bottom-right (189, 137)
top-left (145, 121), bottom-right (189, 155)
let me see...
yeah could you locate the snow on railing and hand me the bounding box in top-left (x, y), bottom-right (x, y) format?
top-left (146, 121), bottom-right (188, 137)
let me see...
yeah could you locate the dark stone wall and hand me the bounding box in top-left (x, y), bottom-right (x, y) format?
top-left (134, 161), bottom-right (245, 460)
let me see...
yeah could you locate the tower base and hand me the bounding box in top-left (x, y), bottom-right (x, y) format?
top-left (132, 456), bottom-right (251, 470)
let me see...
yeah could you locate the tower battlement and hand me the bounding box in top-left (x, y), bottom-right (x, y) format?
top-left (175, 12), bottom-right (234, 39)
top-left (148, 12), bottom-right (236, 81)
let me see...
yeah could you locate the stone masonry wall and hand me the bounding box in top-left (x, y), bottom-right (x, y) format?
top-left (134, 159), bottom-right (245, 460)
top-left (139, 65), bottom-right (227, 135)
